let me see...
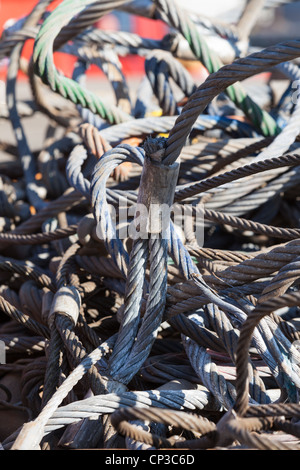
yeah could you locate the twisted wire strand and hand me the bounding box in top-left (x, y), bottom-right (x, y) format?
top-left (97, 114), bottom-right (256, 147)
top-left (0, 26), bottom-right (38, 60)
top-left (0, 335), bottom-right (45, 355)
top-left (55, 314), bottom-right (106, 395)
top-left (76, 27), bottom-right (162, 53)
top-left (225, 416), bottom-right (298, 450)
top-left (145, 49), bottom-right (197, 116)
top-left (202, 207), bottom-right (300, 240)
top-left (10, 335), bottom-right (116, 450)
top-left (251, 61), bottom-right (300, 163)
top-left (42, 323), bottom-right (65, 406)
top-left (110, 406), bottom-right (216, 448)
top-left (113, 236), bottom-right (168, 384)
top-left (154, 0), bottom-right (279, 136)
top-left (0, 224), bottom-right (77, 245)
top-left (174, 152), bottom-right (300, 202)
top-left (234, 292), bottom-right (300, 417)
top-left (3, 0), bottom-right (300, 452)
top-left (5, 0), bottom-right (52, 210)
top-left (259, 256), bottom-right (300, 302)
top-left (181, 308), bottom-right (269, 408)
top-left (42, 387), bottom-right (215, 435)
top-left (0, 188), bottom-right (86, 247)
top-left (90, 145), bottom-right (145, 276)
top-left (205, 238), bottom-right (300, 288)
top-left (163, 40), bottom-right (300, 165)
top-left (0, 257), bottom-right (55, 292)
top-left (184, 338), bottom-right (237, 410)
top-left (205, 163), bottom-right (300, 217)
top-left (190, 277), bottom-right (300, 397)
top-left (206, 304), bottom-right (270, 405)
top-left (0, 295), bottom-right (49, 339)
top-left (107, 238), bottom-right (149, 377)
top-left (65, 41), bottom-right (131, 114)
top-left (33, 0), bottom-right (133, 124)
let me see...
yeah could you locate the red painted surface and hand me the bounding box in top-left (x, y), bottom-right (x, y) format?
top-left (0, 0), bottom-right (169, 81)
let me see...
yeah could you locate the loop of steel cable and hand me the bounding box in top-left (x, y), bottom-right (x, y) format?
top-left (1, 0), bottom-right (300, 452)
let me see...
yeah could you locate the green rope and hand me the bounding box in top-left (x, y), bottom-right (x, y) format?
top-left (33, 0), bottom-right (132, 125)
top-left (155, 0), bottom-right (280, 137)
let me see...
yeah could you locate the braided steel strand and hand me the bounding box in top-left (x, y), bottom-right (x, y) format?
top-left (55, 315), bottom-right (106, 395)
top-left (211, 165), bottom-right (300, 217)
top-left (202, 207), bottom-right (300, 240)
top-left (0, 188), bottom-right (85, 246)
top-left (66, 145), bottom-right (94, 199)
top-left (11, 335), bottom-right (116, 449)
top-left (154, 0), bottom-right (279, 136)
top-left (168, 313), bottom-right (225, 353)
top-left (163, 40), bottom-right (300, 165)
top-left (189, 278), bottom-right (300, 396)
top-left (234, 293), bottom-right (300, 417)
top-left (246, 402), bottom-right (300, 419)
top-left (0, 295), bottom-right (49, 339)
top-left (260, 256), bottom-right (300, 302)
top-left (0, 258), bottom-right (55, 292)
top-left (0, 27), bottom-right (37, 60)
top-left (52, 0), bottom-right (133, 50)
top-left (0, 224), bottom-right (77, 245)
top-left (79, 123), bottom-right (112, 157)
top-left (121, 0), bottom-right (240, 43)
top-left (188, 137), bottom-right (274, 178)
top-left (269, 313), bottom-right (300, 344)
top-left (55, 242), bottom-right (81, 290)
top-left (114, 236), bottom-right (168, 384)
top-left (90, 145), bottom-right (145, 277)
top-left (66, 42), bottom-right (132, 114)
top-left (110, 407), bottom-right (216, 448)
top-left (1, 336), bottom-right (44, 357)
top-left (251, 61), bottom-right (300, 163)
top-left (107, 238), bottom-right (149, 378)
top-left (206, 239), bottom-right (300, 287)
top-left (186, 245), bottom-right (254, 264)
top-left (207, 304), bottom-right (269, 405)
top-left (174, 153), bottom-right (300, 202)
top-left (167, 227), bottom-right (257, 324)
top-left (76, 27), bottom-right (162, 52)
top-left (98, 114), bottom-right (254, 147)
top-left (183, 338), bottom-right (236, 410)
top-left (71, 129), bottom-right (132, 184)
top-left (5, 0), bottom-right (53, 210)
top-left (165, 283), bottom-right (268, 318)
top-left (42, 388), bottom-right (216, 435)
top-left (42, 324), bottom-right (65, 406)
top-left (145, 50), bottom-right (197, 116)
top-left (225, 416), bottom-right (297, 450)
top-left (33, 0), bottom-right (133, 124)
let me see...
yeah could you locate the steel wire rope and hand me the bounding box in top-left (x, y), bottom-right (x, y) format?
top-left (41, 388), bottom-right (216, 436)
top-left (234, 292), bottom-right (300, 417)
top-left (10, 334), bottom-right (117, 449)
top-left (32, 0), bottom-right (134, 125)
top-left (5, 0), bottom-right (53, 210)
top-left (162, 39), bottom-right (300, 166)
top-left (154, 0), bottom-right (280, 137)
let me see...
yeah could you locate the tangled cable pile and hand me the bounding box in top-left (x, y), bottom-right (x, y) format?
top-left (1, 0), bottom-right (300, 450)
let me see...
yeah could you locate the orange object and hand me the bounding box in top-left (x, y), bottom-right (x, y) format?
top-left (121, 137), bottom-right (143, 147)
top-left (29, 205), bottom-right (36, 215)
